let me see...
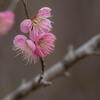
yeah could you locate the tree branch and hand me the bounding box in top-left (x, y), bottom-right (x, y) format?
top-left (8, 0), bottom-right (20, 11)
top-left (2, 34), bottom-right (100, 100)
top-left (21, 0), bottom-right (30, 18)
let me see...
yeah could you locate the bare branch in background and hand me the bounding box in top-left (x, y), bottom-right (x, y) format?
top-left (21, 0), bottom-right (30, 18)
top-left (2, 34), bottom-right (100, 100)
top-left (8, 0), bottom-right (20, 11)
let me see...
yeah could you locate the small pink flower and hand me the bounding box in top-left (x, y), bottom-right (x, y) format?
top-left (33, 33), bottom-right (56, 57)
top-left (13, 7), bottom-right (56, 64)
top-left (20, 7), bottom-right (52, 36)
top-left (13, 33), bottom-right (56, 63)
top-left (0, 11), bottom-right (14, 35)
top-left (13, 35), bottom-right (37, 63)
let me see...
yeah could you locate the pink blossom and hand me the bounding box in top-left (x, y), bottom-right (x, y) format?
top-left (33, 33), bottom-right (56, 57)
top-left (13, 35), bottom-right (37, 63)
top-left (13, 7), bottom-right (56, 63)
top-left (13, 33), bottom-right (56, 63)
top-left (20, 7), bottom-right (52, 36)
top-left (0, 11), bottom-right (14, 35)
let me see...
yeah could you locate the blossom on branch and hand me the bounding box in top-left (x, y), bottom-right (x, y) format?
top-left (13, 33), bottom-right (56, 63)
top-left (0, 11), bottom-right (14, 35)
top-left (20, 7), bottom-right (52, 36)
top-left (32, 33), bottom-right (56, 57)
top-left (13, 7), bottom-right (56, 63)
top-left (13, 35), bottom-right (36, 63)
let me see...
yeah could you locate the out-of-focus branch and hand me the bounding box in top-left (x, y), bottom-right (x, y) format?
top-left (8, 0), bottom-right (20, 11)
top-left (2, 34), bottom-right (100, 100)
top-left (21, 0), bottom-right (30, 18)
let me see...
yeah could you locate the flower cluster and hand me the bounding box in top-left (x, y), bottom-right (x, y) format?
top-left (13, 7), bottom-right (56, 63)
top-left (0, 11), bottom-right (14, 35)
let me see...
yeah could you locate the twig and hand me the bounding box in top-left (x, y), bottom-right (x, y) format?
top-left (39, 58), bottom-right (51, 85)
top-left (7, 0), bottom-right (20, 11)
top-left (21, 0), bottom-right (47, 83)
top-left (2, 34), bottom-right (100, 100)
top-left (38, 57), bottom-right (46, 83)
top-left (21, 0), bottom-right (30, 18)
top-left (40, 57), bottom-right (45, 74)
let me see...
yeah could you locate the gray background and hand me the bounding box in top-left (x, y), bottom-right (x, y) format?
top-left (0, 0), bottom-right (100, 100)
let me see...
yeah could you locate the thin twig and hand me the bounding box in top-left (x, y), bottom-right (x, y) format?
top-left (39, 57), bottom-right (46, 83)
top-left (21, 0), bottom-right (46, 83)
top-left (7, 0), bottom-right (20, 11)
top-left (40, 57), bottom-right (45, 74)
top-left (21, 0), bottom-right (30, 18)
top-left (2, 34), bottom-right (100, 100)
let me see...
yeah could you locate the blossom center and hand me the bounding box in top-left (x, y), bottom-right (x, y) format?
top-left (32, 17), bottom-right (41, 25)
top-left (38, 39), bottom-right (46, 49)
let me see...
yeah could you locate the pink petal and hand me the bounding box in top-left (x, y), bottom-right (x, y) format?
top-left (20, 19), bottom-right (32, 33)
top-left (0, 12), bottom-right (5, 18)
top-left (13, 35), bottom-right (27, 50)
top-left (26, 40), bottom-right (36, 51)
top-left (5, 11), bottom-right (15, 20)
top-left (0, 11), bottom-right (15, 35)
top-left (13, 35), bottom-right (38, 63)
top-left (33, 33), bottom-right (56, 57)
top-left (38, 7), bottom-right (52, 18)
top-left (39, 19), bottom-right (52, 32)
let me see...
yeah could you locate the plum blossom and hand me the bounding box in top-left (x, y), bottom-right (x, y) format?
top-left (13, 33), bottom-right (56, 63)
top-left (13, 35), bottom-right (36, 63)
top-left (0, 11), bottom-right (14, 35)
top-left (13, 7), bottom-right (56, 63)
top-left (20, 7), bottom-right (52, 36)
top-left (33, 33), bottom-right (56, 57)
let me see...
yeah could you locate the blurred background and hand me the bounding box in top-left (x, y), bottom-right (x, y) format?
top-left (0, 0), bottom-right (100, 100)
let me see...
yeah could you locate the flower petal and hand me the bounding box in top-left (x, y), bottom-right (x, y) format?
top-left (26, 40), bottom-right (36, 52)
top-left (13, 35), bottom-right (27, 50)
top-left (5, 11), bottom-right (15, 20)
top-left (34, 33), bottom-right (56, 57)
top-left (13, 35), bottom-right (38, 63)
top-left (0, 11), bottom-right (14, 35)
top-left (38, 7), bottom-right (52, 18)
top-left (20, 19), bottom-right (32, 33)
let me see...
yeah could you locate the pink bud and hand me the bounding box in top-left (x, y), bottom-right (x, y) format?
top-left (0, 11), bottom-right (14, 35)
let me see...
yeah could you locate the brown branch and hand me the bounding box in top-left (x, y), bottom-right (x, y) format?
top-left (40, 57), bottom-right (45, 74)
top-left (2, 34), bottom-right (100, 100)
top-left (8, 0), bottom-right (20, 11)
top-left (21, 0), bottom-right (30, 18)
top-left (38, 57), bottom-right (46, 83)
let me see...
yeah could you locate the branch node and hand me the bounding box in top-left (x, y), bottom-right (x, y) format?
top-left (40, 79), bottom-right (52, 87)
top-left (64, 45), bottom-right (76, 61)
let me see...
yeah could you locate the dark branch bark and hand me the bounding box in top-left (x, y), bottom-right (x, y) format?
top-left (21, 0), bottom-right (30, 18)
top-left (2, 34), bottom-right (100, 100)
